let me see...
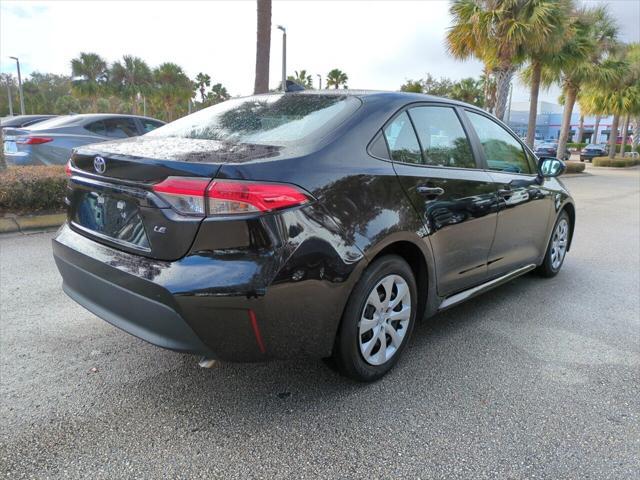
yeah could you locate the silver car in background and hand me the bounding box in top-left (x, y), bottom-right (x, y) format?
top-left (3, 114), bottom-right (165, 165)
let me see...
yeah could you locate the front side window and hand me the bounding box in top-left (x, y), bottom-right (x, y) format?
top-left (383, 112), bottom-right (421, 164)
top-left (408, 106), bottom-right (475, 168)
top-left (466, 111), bottom-right (532, 174)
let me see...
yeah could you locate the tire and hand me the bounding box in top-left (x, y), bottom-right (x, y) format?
top-left (332, 255), bottom-right (417, 382)
top-left (536, 211), bottom-right (571, 278)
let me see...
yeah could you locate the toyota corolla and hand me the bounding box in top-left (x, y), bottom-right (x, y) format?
top-left (53, 91), bottom-right (575, 381)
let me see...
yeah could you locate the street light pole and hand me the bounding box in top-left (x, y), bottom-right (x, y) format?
top-left (9, 56), bottom-right (25, 115)
top-left (317, 74), bottom-right (322, 90)
top-left (6, 81), bottom-right (13, 116)
top-left (277, 25), bottom-right (286, 92)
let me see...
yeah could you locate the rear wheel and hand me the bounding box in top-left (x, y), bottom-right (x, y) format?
top-left (536, 211), bottom-right (571, 277)
top-left (332, 255), bottom-right (417, 382)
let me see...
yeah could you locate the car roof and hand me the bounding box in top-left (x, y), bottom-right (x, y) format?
top-left (26, 113), bottom-right (164, 130)
top-left (240, 89), bottom-right (482, 110)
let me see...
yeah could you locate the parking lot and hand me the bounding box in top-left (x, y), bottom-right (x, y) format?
top-left (1, 166), bottom-right (638, 479)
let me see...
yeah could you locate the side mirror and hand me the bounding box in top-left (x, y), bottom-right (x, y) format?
top-left (538, 157), bottom-right (566, 178)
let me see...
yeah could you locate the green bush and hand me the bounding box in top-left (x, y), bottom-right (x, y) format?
top-left (0, 166), bottom-right (68, 214)
top-left (592, 156), bottom-right (638, 168)
top-left (564, 161), bottom-right (586, 173)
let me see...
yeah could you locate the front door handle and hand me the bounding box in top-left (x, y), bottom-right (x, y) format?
top-left (417, 186), bottom-right (445, 196)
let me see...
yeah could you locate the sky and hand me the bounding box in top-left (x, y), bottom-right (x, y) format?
top-left (1, 0), bottom-right (639, 106)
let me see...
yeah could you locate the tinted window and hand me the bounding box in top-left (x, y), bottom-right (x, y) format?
top-left (141, 119), bottom-right (164, 133)
top-left (103, 118), bottom-right (138, 138)
top-left (148, 94), bottom-right (361, 146)
top-left (408, 106), bottom-right (475, 168)
top-left (383, 112), bottom-right (421, 164)
top-left (467, 111), bottom-right (532, 174)
top-left (85, 121), bottom-right (107, 136)
top-left (369, 131), bottom-right (390, 159)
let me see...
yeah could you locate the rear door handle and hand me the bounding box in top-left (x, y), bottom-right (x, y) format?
top-left (416, 186), bottom-right (445, 196)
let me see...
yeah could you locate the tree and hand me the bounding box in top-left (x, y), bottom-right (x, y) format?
top-left (520, 0), bottom-right (573, 147)
top-left (399, 75), bottom-right (484, 107)
top-left (54, 95), bottom-right (80, 114)
top-left (450, 77), bottom-right (484, 107)
top-left (0, 73), bottom-right (18, 116)
top-left (110, 55), bottom-right (152, 114)
top-left (579, 44), bottom-right (640, 158)
top-left (288, 70), bottom-right (313, 88)
top-left (70, 52), bottom-right (108, 112)
top-left (400, 79), bottom-right (423, 93)
top-left (21, 73), bottom-right (72, 114)
top-left (447, 0), bottom-right (566, 121)
top-left (326, 69), bottom-right (348, 89)
top-left (254, 0), bottom-right (271, 94)
top-left (547, 6), bottom-right (620, 160)
top-left (207, 83), bottom-right (230, 105)
top-left (195, 72), bottom-right (211, 103)
top-left (151, 63), bottom-right (193, 121)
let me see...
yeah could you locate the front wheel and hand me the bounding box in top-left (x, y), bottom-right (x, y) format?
top-left (536, 211), bottom-right (571, 277)
top-left (332, 255), bottom-right (417, 382)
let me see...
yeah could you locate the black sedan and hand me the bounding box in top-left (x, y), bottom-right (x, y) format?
top-left (53, 91), bottom-right (575, 381)
top-left (535, 142), bottom-right (570, 161)
top-left (580, 144), bottom-right (608, 162)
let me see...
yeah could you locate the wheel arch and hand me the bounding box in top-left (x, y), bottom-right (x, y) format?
top-left (561, 202), bottom-right (576, 251)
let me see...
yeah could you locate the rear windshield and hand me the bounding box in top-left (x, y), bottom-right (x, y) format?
top-left (27, 115), bottom-right (75, 130)
top-left (148, 94), bottom-right (361, 146)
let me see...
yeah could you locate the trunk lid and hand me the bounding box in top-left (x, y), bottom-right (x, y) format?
top-left (68, 136), bottom-right (282, 261)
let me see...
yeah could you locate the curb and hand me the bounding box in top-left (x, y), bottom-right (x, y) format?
top-left (0, 213), bottom-right (66, 234)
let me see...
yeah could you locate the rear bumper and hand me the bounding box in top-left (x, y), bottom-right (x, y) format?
top-left (53, 219), bottom-right (362, 361)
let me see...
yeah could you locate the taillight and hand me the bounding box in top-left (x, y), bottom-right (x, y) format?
top-left (207, 180), bottom-right (310, 215)
top-left (152, 177), bottom-right (211, 215)
top-left (65, 160), bottom-right (72, 177)
top-left (152, 177), bottom-right (311, 216)
top-left (16, 136), bottom-right (53, 145)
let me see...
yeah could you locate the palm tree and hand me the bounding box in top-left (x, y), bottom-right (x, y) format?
top-left (447, 0), bottom-right (563, 121)
top-left (548, 6), bottom-right (620, 160)
top-left (326, 69), bottom-right (348, 89)
top-left (207, 83), bottom-right (230, 105)
top-left (70, 52), bottom-right (108, 112)
top-left (152, 63), bottom-right (193, 121)
top-left (110, 55), bottom-right (152, 114)
top-left (450, 77), bottom-right (484, 107)
top-left (254, 0), bottom-right (271, 94)
top-left (520, 0), bottom-right (573, 148)
top-left (195, 73), bottom-right (211, 104)
top-left (288, 70), bottom-right (313, 88)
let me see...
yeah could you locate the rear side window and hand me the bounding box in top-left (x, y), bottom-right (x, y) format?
top-left (408, 106), bottom-right (475, 168)
top-left (103, 118), bottom-right (138, 138)
top-left (466, 111), bottom-right (532, 174)
top-left (383, 112), bottom-right (421, 164)
top-left (140, 119), bottom-right (164, 133)
top-left (85, 121), bottom-right (107, 136)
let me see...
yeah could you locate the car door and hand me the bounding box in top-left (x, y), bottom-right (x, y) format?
top-left (464, 110), bottom-right (554, 278)
top-left (383, 105), bottom-right (499, 297)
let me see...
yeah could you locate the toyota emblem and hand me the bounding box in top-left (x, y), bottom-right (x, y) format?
top-left (94, 156), bottom-right (106, 174)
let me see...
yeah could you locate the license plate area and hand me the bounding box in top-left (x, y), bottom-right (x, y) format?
top-left (71, 190), bottom-right (151, 252)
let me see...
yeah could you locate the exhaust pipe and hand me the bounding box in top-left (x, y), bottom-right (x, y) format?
top-left (198, 357), bottom-right (218, 369)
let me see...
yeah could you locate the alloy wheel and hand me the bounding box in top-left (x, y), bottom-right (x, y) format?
top-left (358, 274), bottom-right (411, 366)
top-left (550, 218), bottom-right (569, 270)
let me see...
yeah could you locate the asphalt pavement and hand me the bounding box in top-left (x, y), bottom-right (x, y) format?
top-left (1, 165), bottom-right (639, 479)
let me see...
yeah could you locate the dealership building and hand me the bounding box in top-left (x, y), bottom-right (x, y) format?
top-left (506, 101), bottom-right (620, 143)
